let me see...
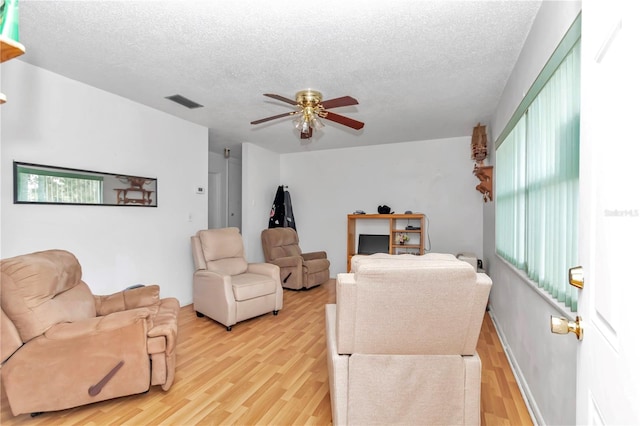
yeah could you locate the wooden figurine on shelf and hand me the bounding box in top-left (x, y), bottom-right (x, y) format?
top-left (114, 176), bottom-right (155, 205)
top-left (474, 165), bottom-right (493, 202)
top-left (471, 123), bottom-right (493, 202)
top-left (471, 123), bottom-right (488, 164)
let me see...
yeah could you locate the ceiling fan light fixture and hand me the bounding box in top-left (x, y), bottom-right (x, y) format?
top-left (311, 115), bottom-right (324, 129)
top-left (251, 89), bottom-right (364, 139)
top-left (295, 117), bottom-right (311, 134)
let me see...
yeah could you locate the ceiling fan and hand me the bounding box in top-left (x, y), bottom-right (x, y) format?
top-left (250, 90), bottom-right (365, 139)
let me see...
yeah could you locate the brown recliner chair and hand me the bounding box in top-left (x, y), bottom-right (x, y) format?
top-left (191, 227), bottom-right (283, 330)
top-left (0, 249), bottom-right (179, 417)
top-left (261, 227), bottom-right (330, 290)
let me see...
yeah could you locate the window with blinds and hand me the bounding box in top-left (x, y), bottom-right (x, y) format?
top-left (495, 28), bottom-right (580, 312)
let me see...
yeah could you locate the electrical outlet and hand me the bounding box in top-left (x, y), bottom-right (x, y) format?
top-left (196, 187), bottom-right (205, 194)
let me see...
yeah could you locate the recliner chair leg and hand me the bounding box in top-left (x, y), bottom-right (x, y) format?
top-left (195, 311), bottom-right (204, 317)
top-left (226, 325), bottom-right (232, 331)
top-left (31, 412), bottom-right (43, 417)
top-left (273, 310), bottom-right (279, 315)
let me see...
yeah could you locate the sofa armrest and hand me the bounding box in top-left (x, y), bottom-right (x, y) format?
top-left (302, 251), bottom-right (327, 261)
top-left (95, 285), bottom-right (161, 316)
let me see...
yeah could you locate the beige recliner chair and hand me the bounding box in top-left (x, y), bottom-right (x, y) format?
top-left (261, 227), bottom-right (330, 290)
top-left (191, 227), bottom-right (283, 330)
top-left (0, 249), bottom-right (179, 417)
top-left (325, 253), bottom-right (492, 425)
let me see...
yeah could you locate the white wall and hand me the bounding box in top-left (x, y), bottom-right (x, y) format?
top-left (242, 137), bottom-right (483, 276)
top-left (1, 60), bottom-right (208, 306)
top-left (241, 143), bottom-right (281, 263)
top-left (486, 2), bottom-right (582, 425)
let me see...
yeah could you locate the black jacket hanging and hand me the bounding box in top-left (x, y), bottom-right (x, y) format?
top-left (268, 185), bottom-right (285, 228)
top-left (283, 188), bottom-right (296, 230)
top-left (268, 185), bottom-right (296, 230)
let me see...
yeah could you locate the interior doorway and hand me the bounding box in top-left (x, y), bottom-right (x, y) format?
top-left (208, 172), bottom-right (222, 229)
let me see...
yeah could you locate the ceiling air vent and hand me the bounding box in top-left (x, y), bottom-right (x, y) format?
top-left (165, 94), bottom-right (203, 109)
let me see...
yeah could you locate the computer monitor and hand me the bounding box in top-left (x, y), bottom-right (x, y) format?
top-left (357, 234), bottom-right (389, 255)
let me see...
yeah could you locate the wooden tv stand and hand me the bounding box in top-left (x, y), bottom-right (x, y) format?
top-left (347, 213), bottom-right (425, 271)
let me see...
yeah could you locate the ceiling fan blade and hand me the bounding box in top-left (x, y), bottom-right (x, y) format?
top-left (300, 127), bottom-right (313, 139)
top-left (251, 111), bottom-right (299, 125)
top-left (324, 111), bottom-right (365, 130)
top-left (321, 96), bottom-right (359, 109)
top-left (263, 93), bottom-right (298, 106)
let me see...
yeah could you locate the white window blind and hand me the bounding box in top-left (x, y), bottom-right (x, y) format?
top-left (16, 165), bottom-right (104, 204)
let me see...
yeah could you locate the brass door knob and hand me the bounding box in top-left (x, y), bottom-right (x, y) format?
top-left (568, 266), bottom-right (584, 289)
top-left (550, 315), bottom-right (583, 340)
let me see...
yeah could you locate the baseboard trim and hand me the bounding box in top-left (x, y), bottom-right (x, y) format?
top-left (487, 307), bottom-right (542, 426)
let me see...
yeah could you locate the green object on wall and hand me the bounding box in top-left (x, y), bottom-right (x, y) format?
top-left (0, 0), bottom-right (20, 42)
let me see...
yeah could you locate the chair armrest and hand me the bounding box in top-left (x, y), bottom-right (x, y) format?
top-left (269, 256), bottom-right (303, 268)
top-left (302, 251), bottom-right (327, 261)
top-left (147, 297), bottom-right (180, 355)
top-left (45, 308), bottom-right (151, 339)
top-left (193, 270), bottom-right (235, 307)
top-left (247, 262), bottom-right (281, 283)
top-left (3, 312), bottom-right (151, 414)
top-left (193, 270), bottom-right (227, 287)
top-left (95, 285), bottom-right (161, 316)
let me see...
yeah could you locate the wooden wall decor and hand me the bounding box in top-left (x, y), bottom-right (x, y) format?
top-left (471, 123), bottom-right (493, 202)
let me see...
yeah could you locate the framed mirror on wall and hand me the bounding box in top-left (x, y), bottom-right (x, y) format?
top-left (13, 161), bottom-right (158, 207)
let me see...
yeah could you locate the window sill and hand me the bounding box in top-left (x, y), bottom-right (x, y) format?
top-left (495, 254), bottom-right (576, 317)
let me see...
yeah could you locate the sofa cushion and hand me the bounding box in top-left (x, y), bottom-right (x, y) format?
top-left (0, 250), bottom-right (97, 342)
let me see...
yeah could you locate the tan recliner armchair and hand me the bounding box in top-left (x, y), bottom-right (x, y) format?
top-left (325, 253), bottom-right (492, 425)
top-left (0, 249), bottom-right (179, 417)
top-left (261, 227), bottom-right (330, 290)
top-left (191, 227), bottom-right (283, 331)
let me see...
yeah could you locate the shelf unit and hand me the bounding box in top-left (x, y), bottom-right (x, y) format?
top-left (347, 213), bottom-right (425, 271)
top-left (1, 35), bottom-right (26, 104)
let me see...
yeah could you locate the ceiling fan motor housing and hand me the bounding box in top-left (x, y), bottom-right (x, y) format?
top-left (296, 89), bottom-right (322, 106)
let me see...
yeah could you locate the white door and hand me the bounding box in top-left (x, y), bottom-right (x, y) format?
top-left (576, 1), bottom-right (640, 424)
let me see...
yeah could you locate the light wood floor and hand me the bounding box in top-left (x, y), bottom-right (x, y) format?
top-left (1, 280), bottom-right (532, 425)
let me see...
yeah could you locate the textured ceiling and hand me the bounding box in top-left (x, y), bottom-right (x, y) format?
top-left (17, 0), bottom-right (541, 158)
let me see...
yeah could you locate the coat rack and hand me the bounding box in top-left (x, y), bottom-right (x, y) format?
top-left (471, 123), bottom-right (493, 202)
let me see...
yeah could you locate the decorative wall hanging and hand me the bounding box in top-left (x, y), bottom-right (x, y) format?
top-left (470, 123), bottom-right (493, 202)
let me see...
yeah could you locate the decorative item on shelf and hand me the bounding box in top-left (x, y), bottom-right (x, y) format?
top-left (395, 233), bottom-right (410, 245)
top-left (471, 123), bottom-right (488, 164)
top-left (1, 0), bottom-right (26, 105)
top-left (115, 176), bottom-right (155, 205)
top-left (1, 0), bottom-right (21, 42)
top-left (470, 123), bottom-right (493, 202)
top-left (474, 165), bottom-right (493, 202)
